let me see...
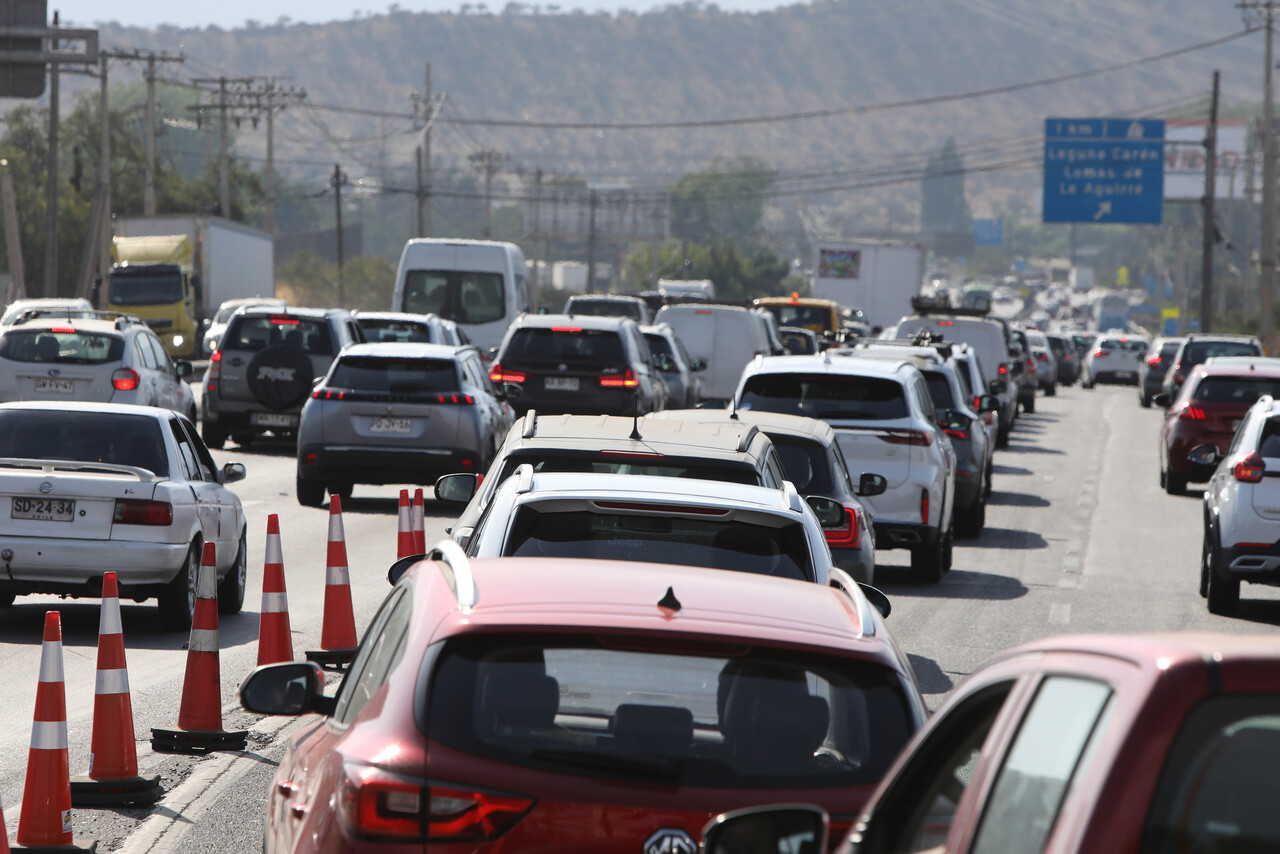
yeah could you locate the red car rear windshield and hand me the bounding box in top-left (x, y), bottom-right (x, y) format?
top-left (1189, 376), bottom-right (1280, 405)
top-left (427, 635), bottom-right (915, 789)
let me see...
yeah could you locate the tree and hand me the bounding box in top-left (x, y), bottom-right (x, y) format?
top-left (621, 239), bottom-right (797, 300)
top-left (668, 157), bottom-right (775, 246)
top-left (920, 137), bottom-right (971, 234)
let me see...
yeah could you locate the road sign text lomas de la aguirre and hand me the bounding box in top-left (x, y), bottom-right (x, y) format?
top-left (1042, 118), bottom-right (1166, 225)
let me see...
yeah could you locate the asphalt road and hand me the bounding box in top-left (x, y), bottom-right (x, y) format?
top-left (2, 380), bottom-right (1277, 851)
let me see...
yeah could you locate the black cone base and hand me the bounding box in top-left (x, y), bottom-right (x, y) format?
top-left (10, 839), bottom-right (98, 851)
top-left (150, 726), bottom-right (249, 755)
top-left (70, 773), bottom-right (163, 807)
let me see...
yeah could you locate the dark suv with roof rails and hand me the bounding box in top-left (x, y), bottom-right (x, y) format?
top-left (200, 306), bottom-right (363, 448)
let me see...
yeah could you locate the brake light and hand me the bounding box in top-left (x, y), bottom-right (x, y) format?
top-left (599, 369), bottom-right (638, 388)
top-left (551, 327), bottom-right (582, 332)
top-left (312, 388), bottom-right (347, 400)
top-left (593, 500), bottom-right (729, 515)
top-left (998, 363), bottom-right (1008, 376)
top-left (428, 783), bottom-right (535, 841)
top-left (937, 320), bottom-right (954, 326)
top-left (1179, 406), bottom-right (1207, 421)
top-left (1148, 356), bottom-right (1162, 367)
top-left (111, 368), bottom-right (140, 391)
top-left (49, 326), bottom-right (76, 334)
top-left (824, 506), bottom-right (861, 548)
top-left (434, 393), bottom-right (474, 405)
top-left (1093, 349), bottom-right (1110, 357)
top-left (599, 450), bottom-right (665, 459)
top-left (696, 309), bottom-right (712, 315)
top-left (338, 765), bottom-right (425, 841)
top-left (269, 316), bottom-right (300, 325)
top-left (921, 490), bottom-right (930, 525)
top-left (1036, 352), bottom-right (1049, 362)
top-left (878, 430), bottom-right (933, 446)
top-left (489, 363), bottom-right (527, 384)
top-left (1234, 451), bottom-right (1265, 483)
top-left (944, 427), bottom-right (968, 440)
top-left (113, 499), bottom-right (173, 526)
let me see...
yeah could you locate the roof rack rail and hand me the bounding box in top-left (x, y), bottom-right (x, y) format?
top-left (522, 410), bottom-right (539, 439)
top-left (428, 539), bottom-right (478, 608)
top-left (827, 567), bottom-right (873, 638)
top-left (514, 462), bottom-right (535, 494)
top-left (735, 424), bottom-right (759, 453)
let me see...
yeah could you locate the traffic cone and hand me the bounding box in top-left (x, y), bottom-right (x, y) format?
top-left (412, 488), bottom-right (426, 554)
top-left (256, 515), bottom-right (294, 666)
top-left (14, 611), bottom-right (95, 851)
top-left (150, 544), bottom-right (248, 755)
top-left (306, 496), bottom-right (358, 669)
top-left (396, 489), bottom-right (415, 559)
top-left (70, 573), bottom-right (162, 807)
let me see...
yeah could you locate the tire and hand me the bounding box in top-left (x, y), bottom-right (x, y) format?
top-left (232, 433), bottom-right (256, 448)
top-left (217, 529), bottom-right (247, 615)
top-left (1207, 558), bottom-right (1241, 616)
top-left (1165, 471), bottom-right (1187, 496)
top-left (996, 422), bottom-right (1011, 449)
top-left (297, 475), bottom-right (325, 508)
top-left (955, 495), bottom-right (986, 539)
top-left (1140, 393), bottom-right (1152, 409)
top-left (330, 481), bottom-right (354, 500)
top-left (984, 460), bottom-right (994, 499)
top-left (158, 539), bottom-right (201, 632)
top-left (246, 345), bottom-right (314, 411)
top-left (1045, 383), bottom-right (1057, 398)
top-left (202, 421), bottom-right (228, 450)
top-left (1023, 395), bottom-right (1036, 414)
top-left (910, 528), bottom-right (948, 584)
top-left (1200, 526), bottom-right (1215, 599)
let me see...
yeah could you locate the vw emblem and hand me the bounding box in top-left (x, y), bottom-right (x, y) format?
top-left (557, 363), bottom-right (568, 373)
top-left (644, 828), bottom-right (696, 854)
top-left (39, 481), bottom-right (53, 494)
top-left (46, 368), bottom-right (60, 378)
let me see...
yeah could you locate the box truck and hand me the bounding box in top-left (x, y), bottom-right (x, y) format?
top-left (812, 239), bottom-right (925, 332)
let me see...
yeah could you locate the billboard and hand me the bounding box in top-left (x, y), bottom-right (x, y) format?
top-left (1164, 119), bottom-right (1251, 201)
top-left (817, 248), bottom-right (861, 279)
top-left (523, 187), bottom-right (667, 242)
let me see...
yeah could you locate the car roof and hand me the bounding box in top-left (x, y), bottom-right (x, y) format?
top-left (567, 294), bottom-right (644, 304)
top-left (746, 353), bottom-right (916, 380)
top-left (989, 632), bottom-right (1280, 679)
top-left (338, 342), bottom-right (464, 359)
top-left (510, 412), bottom-right (771, 459)
top-left (0, 400), bottom-right (171, 418)
top-left (754, 296), bottom-right (839, 308)
top-left (7, 316), bottom-right (132, 334)
top-left (639, 323), bottom-right (675, 336)
top-left (649, 408), bottom-right (835, 445)
top-left (514, 471), bottom-right (801, 514)
top-left (1190, 358), bottom-right (1280, 379)
top-left (234, 306), bottom-right (346, 320)
top-left (352, 311), bottom-right (438, 324)
top-left (514, 313), bottom-right (631, 330)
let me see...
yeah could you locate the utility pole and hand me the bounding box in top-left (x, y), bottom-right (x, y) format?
top-left (1201, 70), bottom-right (1221, 333)
top-left (331, 163), bottom-right (347, 306)
top-left (97, 49), bottom-right (109, 282)
top-left (469, 149), bottom-right (507, 238)
top-left (1242, 1), bottom-right (1278, 340)
top-left (42, 11), bottom-right (58, 297)
top-left (189, 76), bottom-right (276, 222)
top-left (217, 77), bottom-right (230, 217)
top-left (414, 64), bottom-right (436, 238)
top-left (131, 50), bottom-right (184, 216)
top-left (585, 189), bottom-right (598, 294)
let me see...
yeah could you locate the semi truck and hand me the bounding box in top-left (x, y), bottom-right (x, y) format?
top-left (812, 239), bottom-right (926, 332)
top-left (105, 215), bottom-right (274, 357)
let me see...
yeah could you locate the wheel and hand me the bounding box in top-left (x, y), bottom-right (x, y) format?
top-left (158, 539), bottom-right (201, 632)
top-left (955, 496), bottom-right (986, 539)
top-left (1023, 395), bottom-right (1036, 414)
top-left (1083, 377), bottom-right (1094, 390)
top-left (1200, 526), bottom-right (1215, 599)
top-left (1207, 558), bottom-right (1240, 616)
top-left (984, 460), bottom-right (994, 499)
top-left (996, 423), bottom-right (1010, 449)
top-left (1140, 393), bottom-right (1152, 409)
top-left (202, 421), bottom-right (227, 450)
top-left (1165, 471), bottom-right (1187, 496)
top-left (910, 527), bottom-right (948, 584)
top-left (1045, 383), bottom-right (1056, 397)
top-left (330, 481), bottom-right (354, 500)
top-left (297, 475), bottom-right (325, 508)
top-left (217, 529), bottom-right (247, 615)
top-left (232, 432), bottom-right (256, 448)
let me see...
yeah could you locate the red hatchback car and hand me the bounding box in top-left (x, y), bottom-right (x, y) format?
top-left (1158, 358), bottom-right (1280, 495)
top-left (702, 632), bottom-right (1280, 854)
top-left (239, 546), bottom-right (926, 854)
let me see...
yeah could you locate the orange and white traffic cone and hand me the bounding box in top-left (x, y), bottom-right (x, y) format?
top-left (14, 611), bottom-right (94, 851)
top-left (306, 496), bottom-right (358, 669)
top-left (70, 573), bottom-right (162, 807)
top-left (396, 489), bottom-right (415, 559)
top-left (412, 488), bottom-right (426, 554)
top-left (256, 515), bottom-right (294, 666)
top-left (150, 544), bottom-right (248, 755)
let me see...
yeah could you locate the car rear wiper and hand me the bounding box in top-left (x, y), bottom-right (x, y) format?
top-left (529, 748), bottom-right (683, 780)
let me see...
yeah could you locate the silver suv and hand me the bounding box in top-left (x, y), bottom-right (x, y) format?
top-left (201, 306), bottom-right (363, 448)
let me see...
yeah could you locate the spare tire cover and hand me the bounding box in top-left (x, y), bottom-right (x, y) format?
top-left (247, 346), bottom-right (315, 411)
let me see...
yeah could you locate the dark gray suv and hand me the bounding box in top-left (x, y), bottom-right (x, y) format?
top-left (201, 306), bottom-right (363, 448)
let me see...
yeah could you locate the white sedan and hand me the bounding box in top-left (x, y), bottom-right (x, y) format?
top-left (0, 401), bottom-right (247, 631)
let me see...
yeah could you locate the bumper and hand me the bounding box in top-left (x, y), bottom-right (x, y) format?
top-left (204, 406), bottom-right (301, 435)
top-left (0, 538), bottom-right (187, 592)
top-left (1220, 542), bottom-right (1280, 582)
top-left (872, 521), bottom-right (937, 551)
top-left (298, 445), bottom-right (483, 485)
top-left (1092, 369), bottom-right (1139, 384)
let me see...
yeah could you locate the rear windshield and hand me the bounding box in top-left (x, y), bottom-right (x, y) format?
top-left (1159, 341), bottom-right (1182, 359)
top-left (107, 271), bottom-right (183, 305)
top-left (923, 371), bottom-right (956, 410)
top-left (502, 328), bottom-right (625, 368)
top-left (566, 299), bottom-right (643, 322)
top-left (356, 319), bottom-right (433, 344)
top-left (761, 304), bottom-right (834, 331)
top-left (1098, 338), bottom-right (1147, 352)
top-left (1189, 376), bottom-right (1280, 405)
top-left (643, 333), bottom-right (673, 359)
top-left (499, 452), bottom-right (761, 485)
top-left (1184, 340), bottom-right (1261, 365)
top-left (402, 270), bottom-right (505, 325)
top-left (505, 508), bottom-right (813, 582)
top-left (427, 634), bottom-right (915, 789)
top-left (767, 434), bottom-right (833, 493)
top-left (0, 410), bottom-right (168, 477)
top-left (740, 373), bottom-right (908, 421)
top-left (780, 330), bottom-right (817, 355)
top-left (327, 356), bottom-right (458, 393)
top-left (0, 329), bottom-right (124, 364)
top-left (224, 316), bottom-right (334, 355)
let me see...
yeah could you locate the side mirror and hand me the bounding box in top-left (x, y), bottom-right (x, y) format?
top-left (387, 554), bottom-right (425, 585)
top-left (1188, 443), bottom-right (1223, 466)
top-left (858, 582), bottom-right (892, 618)
top-left (941, 408), bottom-right (973, 435)
top-left (690, 357), bottom-right (708, 372)
top-left (499, 381), bottom-right (523, 401)
top-left (977, 394), bottom-right (999, 413)
top-left (238, 661), bottom-right (335, 717)
top-left (435, 472), bottom-right (479, 504)
top-left (174, 360), bottom-right (193, 379)
top-left (221, 462), bottom-right (247, 483)
top-left (805, 495), bottom-right (846, 528)
top-left (312, 376), bottom-right (325, 388)
top-left (654, 353), bottom-right (675, 373)
top-left (1153, 392), bottom-right (1172, 408)
top-left (987, 378), bottom-right (1005, 395)
top-left (201, 318), bottom-right (213, 331)
top-left (487, 346), bottom-right (499, 361)
top-left (701, 805), bottom-right (829, 854)
top-left (858, 473), bottom-right (888, 497)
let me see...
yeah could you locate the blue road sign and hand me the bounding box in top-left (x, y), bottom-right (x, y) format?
top-left (974, 218), bottom-right (1003, 246)
top-left (1043, 118), bottom-right (1164, 224)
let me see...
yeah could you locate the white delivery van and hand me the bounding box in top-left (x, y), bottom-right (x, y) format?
top-left (654, 304), bottom-right (772, 404)
top-left (391, 239), bottom-right (530, 354)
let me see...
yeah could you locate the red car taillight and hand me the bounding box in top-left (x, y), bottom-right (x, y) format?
top-left (1179, 406), bottom-right (1207, 421)
top-left (920, 490), bottom-right (930, 525)
top-left (997, 363), bottom-right (1008, 376)
top-left (878, 430), bottom-right (933, 446)
top-left (1093, 349), bottom-right (1110, 358)
top-left (1234, 451), bottom-right (1265, 484)
top-left (599, 368), bottom-right (638, 388)
top-left (1147, 356), bottom-right (1162, 367)
top-left (824, 506), bottom-right (861, 549)
top-left (488, 362), bottom-right (527, 384)
top-left (111, 368), bottom-right (140, 391)
top-left (113, 499), bottom-right (173, 526)
top-left (433, 393), bottom-right (475, 404)
top-left (1036, 352), bottom-right (1049, 362)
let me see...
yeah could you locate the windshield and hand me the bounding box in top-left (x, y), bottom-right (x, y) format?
top-left (0, 329), bottom-right (124, 364)
top-left (1189, 376), bottom-right (1280, 405)
top-left (499, 453), bottom-right (761, 485)
top-left (761, 303), bottom-right (834, 331)
top-left (566, 299), bottom-right (643, 321)
top-left (402, 270), bottom-right (505, 325)
top-left (505, 507), bottom-right (813, 581)
top-left (501, 328), bottom-right (625, 368)
top-left (1184, 341), bottom-right (1262, 366)
top-left (108, 271), bottom-right (184, 305)
top-left (327, 356), bottom-right (458, 393)
top-left (428, 634), bottom-right (915, 788)
top-left (740, 373), bottom-right (908, 421)
top-left (0, 410), bottom-right (168, 476)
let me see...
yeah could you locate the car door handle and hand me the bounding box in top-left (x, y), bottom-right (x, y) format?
top-left (290, 804), bottom-right (307, 819)
top-left (276, 781), bottom-right (297, 796)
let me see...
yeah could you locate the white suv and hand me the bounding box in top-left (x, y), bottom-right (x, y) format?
top-left (1196, 394), bottom-right (1280, 615)
top-left (734, 353), bottom-right (957, 582)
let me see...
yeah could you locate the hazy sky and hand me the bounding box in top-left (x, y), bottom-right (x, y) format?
top-left (55, 0), bottom-right (788, 30)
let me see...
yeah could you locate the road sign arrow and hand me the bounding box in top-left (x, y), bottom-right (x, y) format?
top-left (1093, 201), bottom-right (1112, 221)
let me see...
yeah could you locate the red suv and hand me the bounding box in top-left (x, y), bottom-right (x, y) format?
top-left (239, 548), bottom-right (926, 853)
top-left (1158, 358), bottom-right (1280, 495)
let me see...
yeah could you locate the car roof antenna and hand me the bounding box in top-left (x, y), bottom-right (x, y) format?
top-left (631, 388), bottom-right (643, 440)
top-left (658, 586), bottom-right (682, 613)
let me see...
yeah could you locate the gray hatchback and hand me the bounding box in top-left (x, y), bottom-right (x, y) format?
top-left (295, 342), bottom-right (514, 506)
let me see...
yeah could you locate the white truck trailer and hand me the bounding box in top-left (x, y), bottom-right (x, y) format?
top-left (812, 239), bottom-right (926, 332)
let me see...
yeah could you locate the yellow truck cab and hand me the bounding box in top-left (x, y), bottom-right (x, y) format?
top-left (107, 235), bottom-right (199, 358)
top-left (753, 294), bottom-right (843, 337)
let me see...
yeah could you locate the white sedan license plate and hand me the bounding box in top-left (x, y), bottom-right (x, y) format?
top-left (250, 412), bottom-right (297, 428)
top-left (12, 497), bottom-right (75, 522)
top-left (370, 417), bottom-right (412, 434)
top-left (545, 376), bottom-right (579, 391)
top-left (34, 378), bottom-right (74, 394)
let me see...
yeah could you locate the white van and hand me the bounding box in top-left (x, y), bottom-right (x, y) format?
top-left (391, 239), bottom-right (530, 354)
top-left (654, 304), bottom-right (772, 404)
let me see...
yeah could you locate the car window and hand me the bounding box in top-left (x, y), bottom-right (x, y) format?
top-left (502, 327), bottom-right (626, 367)
top-left (327, 356), bottom-right (460, 393)
top-left (331, 588), bottom-right (413, 727)
top-left (740, 374), bottom-right (908, 421)
top-left (225, 316), bottom-right (333, 355)
top-left (952, 360), bottom-right (974, 401)
top-left (1259, 416), bottom-right (1280, 459)
top-left (403, 270), bottom-right (506, 325)
top-left (134, 335), bottom-right (159, 370)
top-left (969, 677), bottom-right (1113, 854)
top-left (923, 371), bottom-right (956, 410)
top-left (1185, 340), bottom-right (1261, 365)
top-left (761, 446), bottom-right (787, 488)
top-left (644, 333), bottom-right (673, 360)
top-left (767, 434), bottom-right (832, 494)
top-left (1190, 376), bottom-right (1280, 404)
top-left (497, 452), bottom-right (762, 485)
top-left (359, 319), bottom-right (432, 343)
top-left (0, 410), bottom-right (169, 477)
top-left (168, 419), bottom-right (206, 481)
top-left (0, 329), bottom-right (125, 364)
top-left (146, 333), bottom-right (174, 372)
top-left (831, 440), bottom-right (859, 495)
top-left (178, 417), bottom-right (220, 480)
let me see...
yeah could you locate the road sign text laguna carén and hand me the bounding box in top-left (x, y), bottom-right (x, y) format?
top-left (1042, 117), bottom-right (1165, 225)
